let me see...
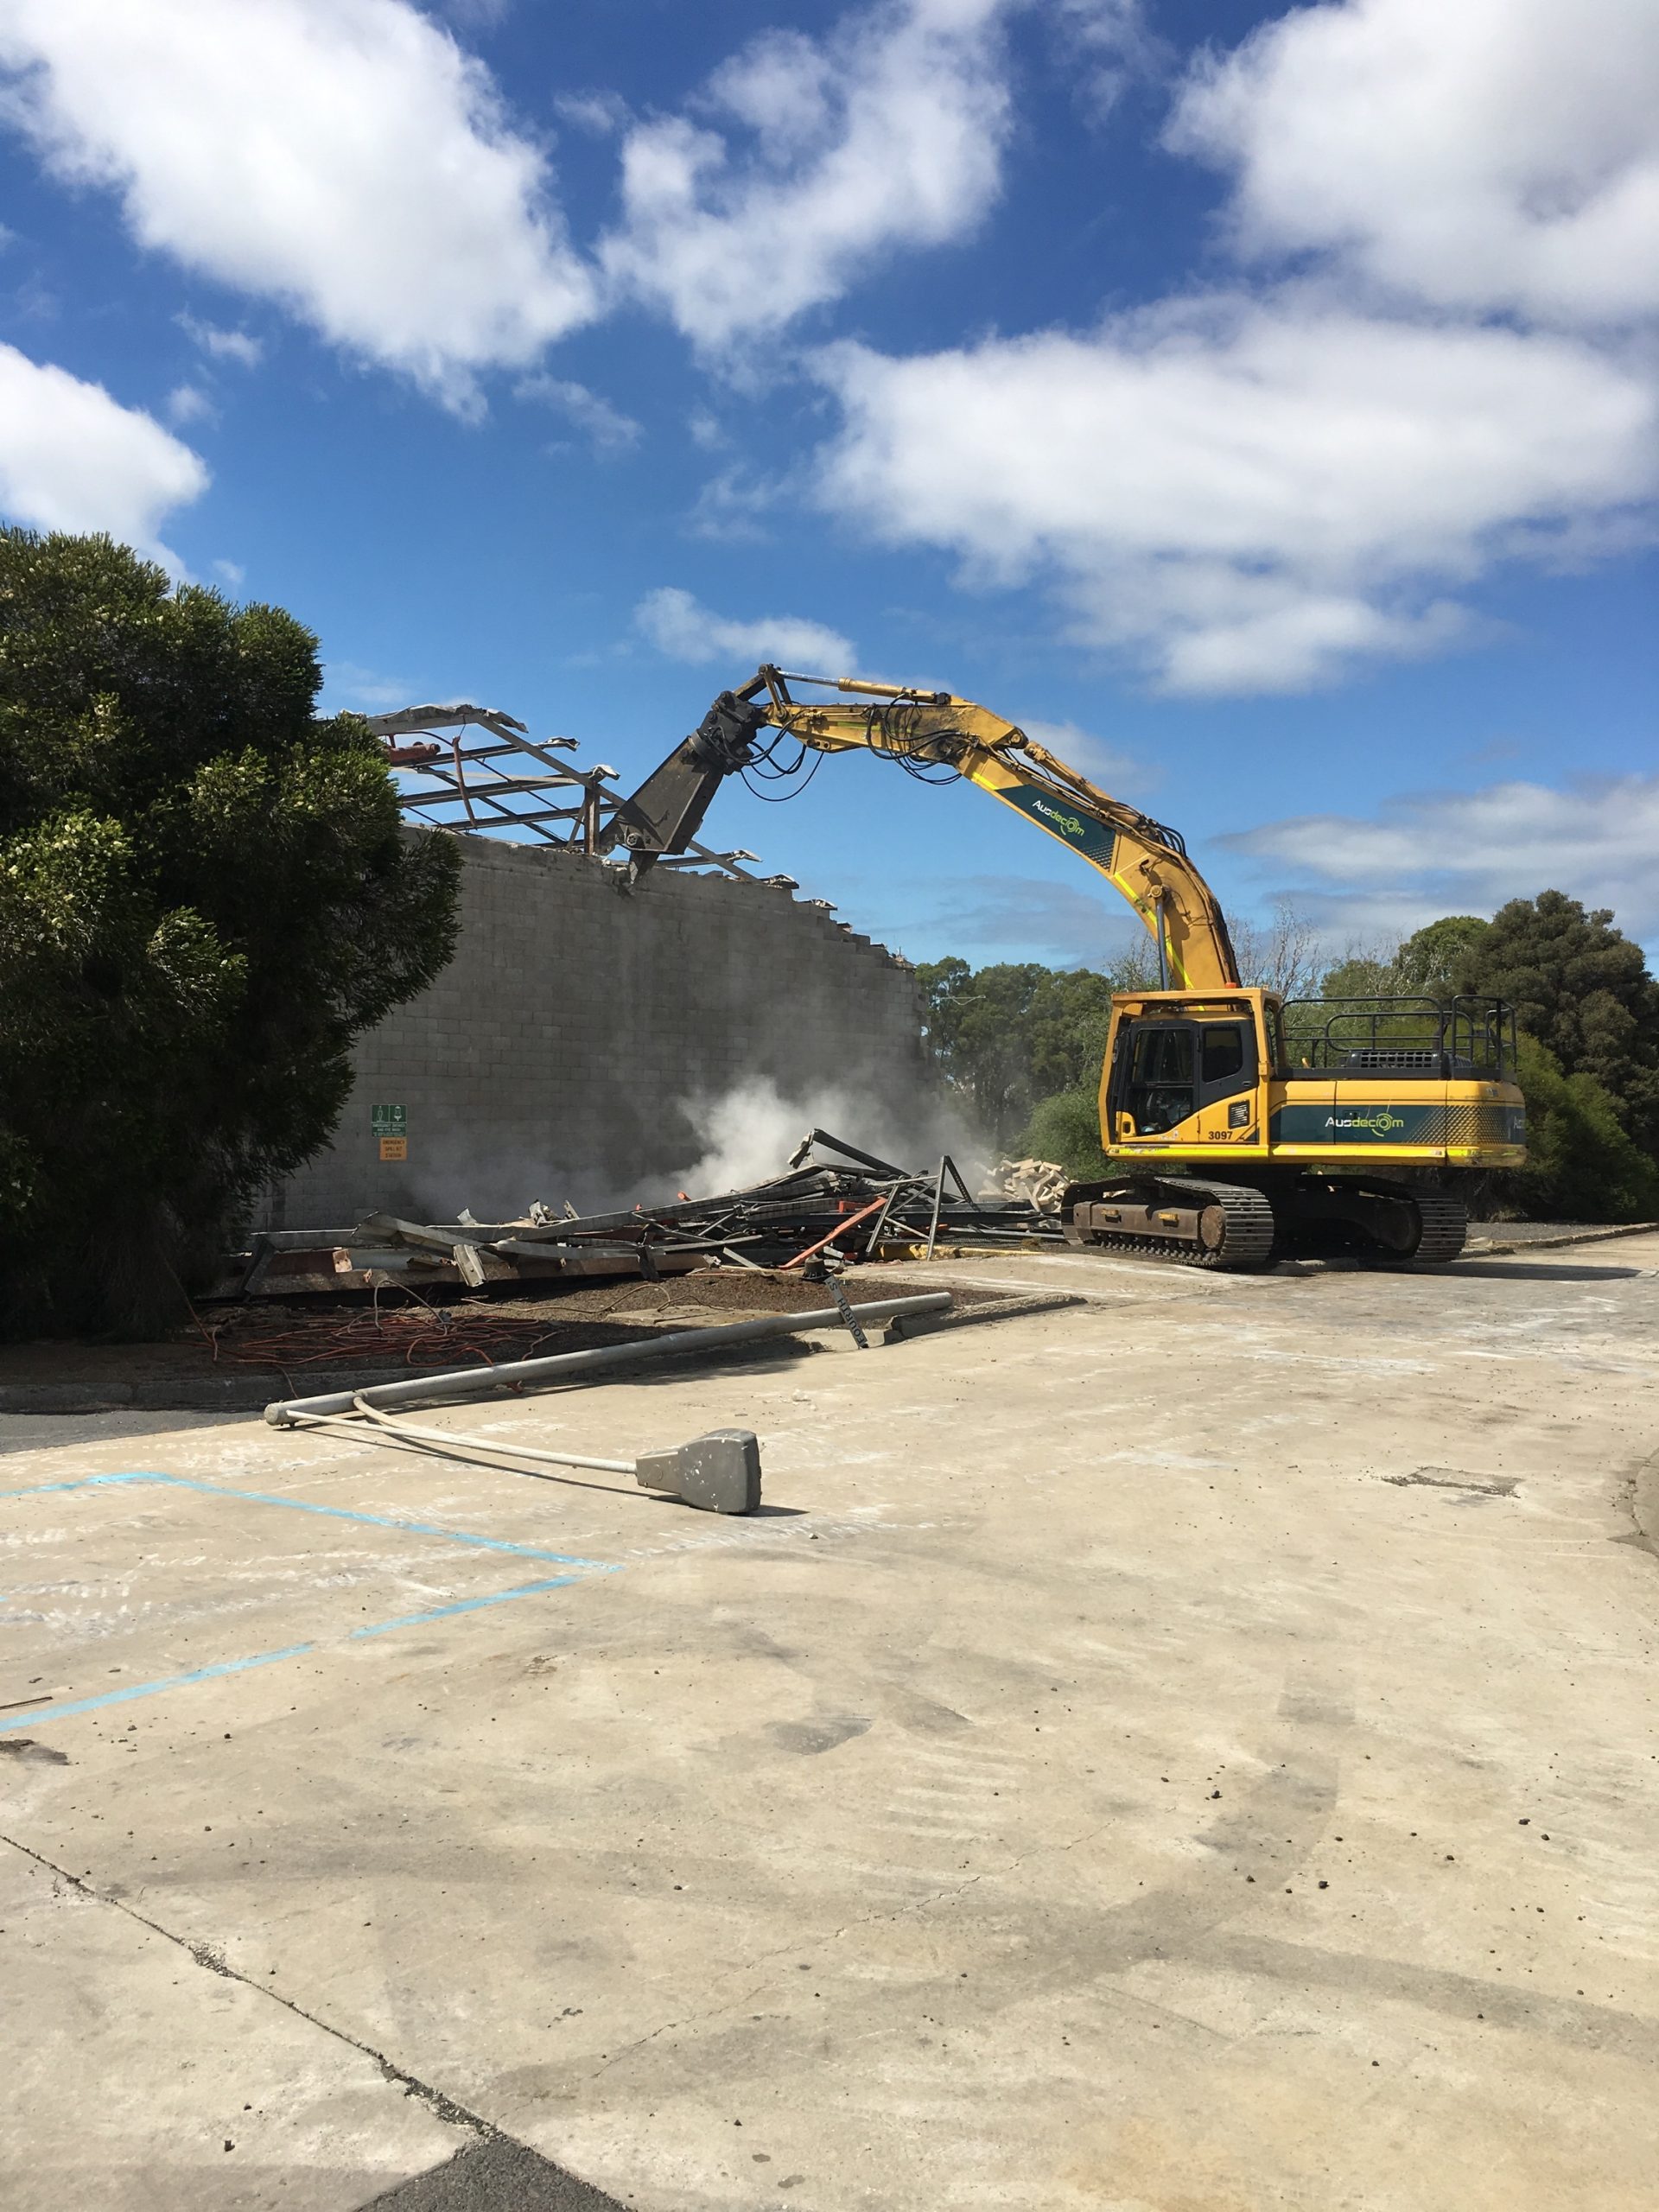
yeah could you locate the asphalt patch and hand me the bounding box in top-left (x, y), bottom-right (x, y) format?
top-left (356, 2135), bottom-right (629, 2212)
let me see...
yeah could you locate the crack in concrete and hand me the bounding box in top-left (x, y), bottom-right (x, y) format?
top-left (0, 1827), bottom-right (491, 2140)
top-left (1616, 1445), bottom-right (1659, 1566)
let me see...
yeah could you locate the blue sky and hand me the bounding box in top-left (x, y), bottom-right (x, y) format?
top-left (1, 0), bottom-right (1655, 968)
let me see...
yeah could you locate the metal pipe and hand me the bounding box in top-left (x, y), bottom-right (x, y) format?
top-left (925, 1158), bottom-right (947, 1262)
top-left (291, 1407), bottom-right (636, 1477)
top-left (349, 1401), bottom-right (637, 1471)
top-left (264, 1292), bottom-right (951, 1425)
top-left (780, 1195), bottom-right (887, 1269)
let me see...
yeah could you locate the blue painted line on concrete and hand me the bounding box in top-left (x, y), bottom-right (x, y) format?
top-left (0, 1471), bottom-right (152, 1502)
top-left (0, 1468), bottom-right (621, 1735)
top-left (0, 1643), bottom-right (315, 1733)
top-left (0, 1468), bottom-right (605, 1568)
top-left (145, 1472), bottom-right (607, 1568)
top-left (350, 1574), bottom-right (583, 1637)
top-left (1, 1567), bottom-right (600, 1733)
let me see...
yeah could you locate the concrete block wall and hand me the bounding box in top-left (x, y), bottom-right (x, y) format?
top-left (268, 835), bottom-right (931, 1230)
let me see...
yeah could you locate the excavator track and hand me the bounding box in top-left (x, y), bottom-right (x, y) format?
top-left (1370, 1187), bottom-right (1468, 1267)
top-left (1272, 1175), bottom-right (1470, 1265)
top-left (1064, 1179), bottom-right (1278, 1272)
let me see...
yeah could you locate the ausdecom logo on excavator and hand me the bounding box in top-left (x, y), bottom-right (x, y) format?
top-left (1005, 785), bottom-right (1118, 866)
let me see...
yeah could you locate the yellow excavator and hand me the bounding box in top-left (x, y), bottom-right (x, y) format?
top-left (611, 667), bottom-right (1526, 1269)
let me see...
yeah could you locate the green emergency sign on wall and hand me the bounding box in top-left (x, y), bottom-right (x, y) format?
top-left (372, 1103), bottom-right (408, 1160)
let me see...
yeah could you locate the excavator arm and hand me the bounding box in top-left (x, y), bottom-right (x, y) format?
top-left (613, 667), bottom-right (1240, 991)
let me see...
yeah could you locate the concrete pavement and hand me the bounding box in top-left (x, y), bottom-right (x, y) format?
top-left (3, 1237), bottom-right (1657, 2209)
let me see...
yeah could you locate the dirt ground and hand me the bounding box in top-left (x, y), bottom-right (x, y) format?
top-left (0, 1265), bottom-right (998, 1414)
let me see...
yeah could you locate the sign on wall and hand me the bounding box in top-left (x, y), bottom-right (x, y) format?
top-left (372, 1103), bottom-right (407, 1162)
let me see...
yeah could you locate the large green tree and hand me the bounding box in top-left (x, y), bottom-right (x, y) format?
top-left (0, 530), bottom-right (460, 1334)
top-left (1456, 891), bottom-right (1659, 1154)
top-left (1499, 1036), bottom-right (1659, 1222)
top-left (1320, 915), bottom-right (1491, 1002)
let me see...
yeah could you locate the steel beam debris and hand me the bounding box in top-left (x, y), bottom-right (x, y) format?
top-left (365, 702), bottom-right (791, 886)
top-left (224, 1133), bottom-right (1065, 1302)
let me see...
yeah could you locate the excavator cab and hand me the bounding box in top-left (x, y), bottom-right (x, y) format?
top-left (1111, 1006), bottom-right (1262, 1138)
top-left (1103, 993), bottom-right (1272, 1149)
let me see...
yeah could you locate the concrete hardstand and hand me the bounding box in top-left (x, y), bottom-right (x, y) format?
top-left (2, 1236), bottom-right (1657, 2210)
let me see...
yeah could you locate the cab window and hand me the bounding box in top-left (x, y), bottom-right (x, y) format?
top-left (1128, 1027), bottom-right (1194, 1133)
top-left (1201, 1025), bottom-right (1244, 1084)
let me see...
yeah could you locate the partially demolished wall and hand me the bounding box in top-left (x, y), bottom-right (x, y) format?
top-left (268, 836), bottom-right (931, 1229)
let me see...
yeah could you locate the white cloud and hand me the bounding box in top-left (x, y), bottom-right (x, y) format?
top-left (635, 587), bottom-right (855, 671)
top-left (804, 0), bottom-right (1659, 694)
top-left (553, 90), bottom-right (629, 137)
top-left (816, 296), bottom-right (1657, 691)
top-left (1055, 0), bottom-right (1168, 118)
top-left (601, 0), bottom-right (1012, 351)
top-left (177, 314), bottom-right (264, 368)
top-left (1169, 0), bottom-right (1659, 328)
top-left (684, 464), bottom-right (779, 542)
top-left (440, 0), bottom-right (513, 28)
top-left (320, 660), bottom-right (420, 710)
top-left (1225, 775), bottom-right (1659, 941)
top-left (166, 381), bottom-right (214, 426)
top-left (212, 557), bottom-right (245, 588)
top-left (1019, 717), bottom-right (1147, 789)
top-left (0, 343), bottom-right (207, 559)
top-left (0, 0), bottom-right (595, 410)
top-left (514, 373), bottom-right (640, 453)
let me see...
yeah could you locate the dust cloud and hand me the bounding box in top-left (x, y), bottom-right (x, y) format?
top-left (342, 1075), bottom-right (987, 1228)
top-left (670, 1075), bottom-right (986, 1199)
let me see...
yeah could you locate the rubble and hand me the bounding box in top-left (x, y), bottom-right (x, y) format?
top-left (219, 1130), bottom-right (1065, 1301)
top-left (980, 1156), bottom-right (1071, 1215)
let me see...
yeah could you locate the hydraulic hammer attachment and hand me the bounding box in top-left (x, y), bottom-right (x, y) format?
top-left (603, 683), bottom-right (769, 874)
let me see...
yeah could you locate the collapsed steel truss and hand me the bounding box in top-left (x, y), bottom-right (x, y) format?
top-left (365, 703), bottom-right (794, 887)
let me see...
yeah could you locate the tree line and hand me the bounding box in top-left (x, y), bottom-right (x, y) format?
top-left (918, 893), bottom-right (1659, 1221)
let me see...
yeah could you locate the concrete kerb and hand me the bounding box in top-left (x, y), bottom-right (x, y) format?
top-left (1465, 1220), bottom-right (1659, 1256)
top-left (262, 1294), bottom-right (956, 1425)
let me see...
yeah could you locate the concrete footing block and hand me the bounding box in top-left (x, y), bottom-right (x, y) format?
top-left (635, 1428), bottom-right (763, 1514)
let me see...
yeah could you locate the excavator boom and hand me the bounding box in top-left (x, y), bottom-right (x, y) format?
top-left (615, 668), bottom-right (1241, 990)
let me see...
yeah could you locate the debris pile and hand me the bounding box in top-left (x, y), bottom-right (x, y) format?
top-left (226, 1131), bottom-right (1065, 1300)
top-left (978, 1156), bottom-right (1070, 1215)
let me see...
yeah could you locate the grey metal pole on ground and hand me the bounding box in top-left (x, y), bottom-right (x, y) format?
top-left (264, 1292), bottom-right (953, 1426)
top-left (925, 1158), bottom-right (947, 1262)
